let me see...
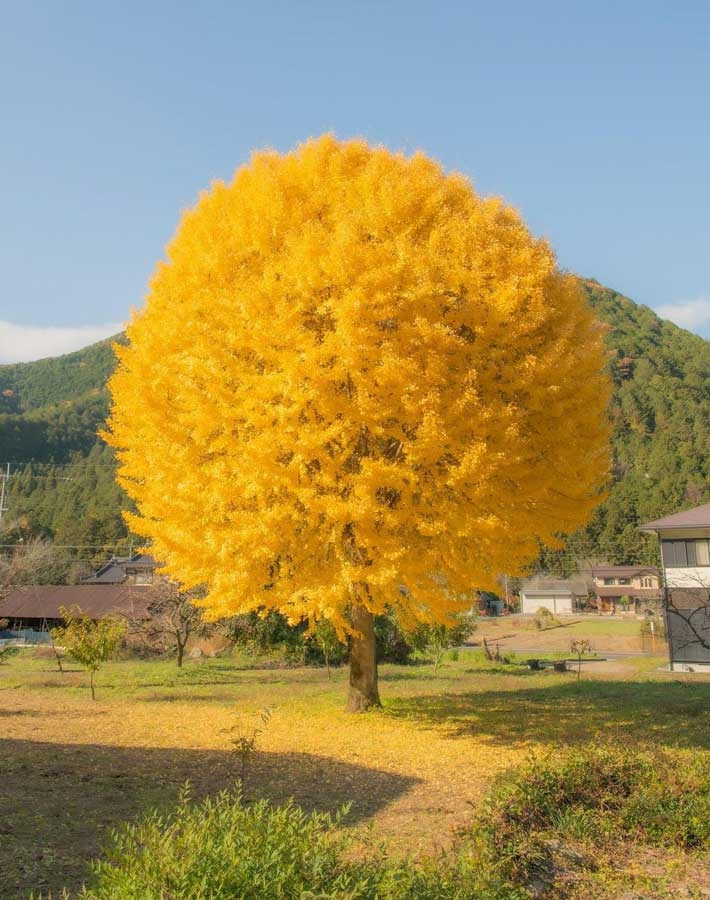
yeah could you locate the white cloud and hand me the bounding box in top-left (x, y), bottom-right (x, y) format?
top-left (0, 321), bottom-right (124, 364)
top-left (655, 297), bottom-right (710, 335)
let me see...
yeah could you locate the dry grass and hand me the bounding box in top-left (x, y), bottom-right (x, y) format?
top-left (2, 648), bottom-right (710, 898)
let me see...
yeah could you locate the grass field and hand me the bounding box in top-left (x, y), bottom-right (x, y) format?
top-left (2, 634), bottom-right (710, 898)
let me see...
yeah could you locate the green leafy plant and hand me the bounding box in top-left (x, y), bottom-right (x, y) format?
top-left (459, 744), bottom-right (710, 894)
top-left (312, 619), bottom-right (345, 677)
top-left (222, 706), bottom-right (274, 794)
top-left (51, 607), bottom-right (125, 700)
top-left (44, 787), bottom-right (525, 900)
top-left (0, 644), bottom-right (18, 664)
top-left (408, 614), bottom-right (476, 672)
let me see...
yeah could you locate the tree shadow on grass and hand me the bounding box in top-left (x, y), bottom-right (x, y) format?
top-left (2, 738), bottom-right (420, 900)
top-left (385, 678), bottom-right (710, 751)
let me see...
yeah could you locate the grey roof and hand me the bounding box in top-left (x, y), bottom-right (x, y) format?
top-left (84, 553), bottom-right (160, 584)
top-left (0, 585), bottom-right (153, 621)
top-left (639, 503), bottom-right (710, 532)
top-left (521, 579), bottom-right (588, 595)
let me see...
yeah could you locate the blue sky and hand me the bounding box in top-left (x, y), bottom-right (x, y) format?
top-left (1, 0), bottom-right (709, 362)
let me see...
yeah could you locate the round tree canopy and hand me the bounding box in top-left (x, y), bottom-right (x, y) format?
top-left (104, 136), bottom-right (610, 631)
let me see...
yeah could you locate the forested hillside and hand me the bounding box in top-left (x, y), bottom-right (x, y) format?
top-left (0, 336), bottom-right (131, 556)
top-left (0, 284), bottom-right (708, 571)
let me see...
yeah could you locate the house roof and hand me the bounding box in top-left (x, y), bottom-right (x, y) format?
top-left (84, 553), bottom-right (160, 584)
top-left (639, 503), bottom-right (710, 532)
top-left (0, 585), bottom-right (153, 621)
top-left (521, 579), bottom-right (588, 595)
top-left (591, 565), bottom-right (660, 578)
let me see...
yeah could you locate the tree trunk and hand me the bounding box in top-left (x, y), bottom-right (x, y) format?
top-left (89, 669), bottom-right (96, 701)
top-left (346, 604), bottom-right (381, 712)
top-left (176, 640), bottom-right (184, 668)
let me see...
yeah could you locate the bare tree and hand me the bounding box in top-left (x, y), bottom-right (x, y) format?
top-left (0, 535), bottom-right (87, 600)
top-left (664, 575), bottom-right (710, 659)
top-left (131, 581), bottom-right (205, 667)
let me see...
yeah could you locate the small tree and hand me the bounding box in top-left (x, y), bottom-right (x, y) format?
top-left (52, 607), bottom-right (125, 700)
top-left (570, 638), bottom-right (592, 681)
top-left (312, 619), bottom-right (344, 677)
top-left (133, 581), bottom-right (205, 667)
top-left (408, 614), bottom-right (476, 672)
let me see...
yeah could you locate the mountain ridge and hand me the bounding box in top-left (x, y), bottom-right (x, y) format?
top-left (1, 281), bottom-right (708, 568)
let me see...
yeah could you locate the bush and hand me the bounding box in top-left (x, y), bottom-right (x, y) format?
top-left (49, 787), bottom-right (524, 900)
top-left (407, 614), bottom-right (477, 671)
top-left (72, 790), bottom-right (368, 899)
top-left (533, 607), bottom-right (558, 630)
top-left (460, 745), bottom-right (710, 888)
top-left (374, 610), bottom-right (414, 664)
top-left (224, 607), bottom-right (424, 668)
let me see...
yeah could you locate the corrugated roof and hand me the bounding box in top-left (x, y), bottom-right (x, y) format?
top-left (640, 503), bottom-right (710, 532)
top-left (0, 585), bottom-right (153, 621)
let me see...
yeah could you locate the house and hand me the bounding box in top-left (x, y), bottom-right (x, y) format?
top-left (589, 565), bottom-right (662, 613)
top-left (83, 553), bottom-right (160, 585)
top-left (640, 502), bottom-right (710, 672)
top-left (519, 578), bottom-right (588, 615)
top-left (0, 584), bottom-right (153, 643)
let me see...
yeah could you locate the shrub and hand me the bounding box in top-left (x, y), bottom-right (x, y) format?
top-left (373, 610), bottom-right (414, 664)
top-left (533, 607), bottom-right (558, 630)
top-left (459, 745), bottom-right (710, 888)
top-left (0, 644), bottom-right (19, 664)
top-left (407, 614), bottom-right (477, 671)
top-left (51, 787), bottom-right (525, 900)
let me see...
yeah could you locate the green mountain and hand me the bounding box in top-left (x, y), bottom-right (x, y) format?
top-left (1, 284), bottom-right (708, 569)
top-left (0, 336), bottom-right (130, 553)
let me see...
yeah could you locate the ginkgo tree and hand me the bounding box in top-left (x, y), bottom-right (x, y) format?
top-left (104, 136), bottom-right (610, 711)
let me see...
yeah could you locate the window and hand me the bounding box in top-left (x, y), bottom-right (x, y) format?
top-left (662, 539), bottom-right (710, 568)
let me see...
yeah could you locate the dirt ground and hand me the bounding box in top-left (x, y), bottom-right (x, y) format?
top-left (472, 613), bottom-right (655, 649)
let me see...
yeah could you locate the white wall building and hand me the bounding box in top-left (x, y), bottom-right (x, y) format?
top-left (640, 502), bottom-right (710, 672)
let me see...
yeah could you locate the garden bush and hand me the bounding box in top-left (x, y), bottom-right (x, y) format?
top-left (51, 787), bottom-right (524, 900)
top-left (460, 744), bottom-right (710, 888)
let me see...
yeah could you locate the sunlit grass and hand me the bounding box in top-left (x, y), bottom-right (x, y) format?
top-left (2, 649), bottom-right (709, 898)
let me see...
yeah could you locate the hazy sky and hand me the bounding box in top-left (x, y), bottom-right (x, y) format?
top-left (1, 0), bottom-right (709, 362)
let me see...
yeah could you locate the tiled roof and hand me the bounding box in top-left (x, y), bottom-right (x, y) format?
top-left (84, 554), bottom-right (160, 584)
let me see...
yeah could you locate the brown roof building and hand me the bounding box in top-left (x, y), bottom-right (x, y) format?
top-left (1, 585), bottom-right (152, 625)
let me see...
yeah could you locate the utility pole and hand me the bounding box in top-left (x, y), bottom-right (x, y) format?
top-left (0, 463), bottom-right (9, 526)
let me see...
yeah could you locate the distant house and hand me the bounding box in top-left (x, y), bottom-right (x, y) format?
top-left (0, 554), bottom-right (161, 644)
top-left (590, 565), bottom-right (662, 613)
top-left (519, 578), bottom-right (588, 615)
top-left (83, 553), bottom-right (160, 585)
top-left (0, 584), bottom-right (152, 642)
top-left (640, 503), bottom-right (710, 672)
